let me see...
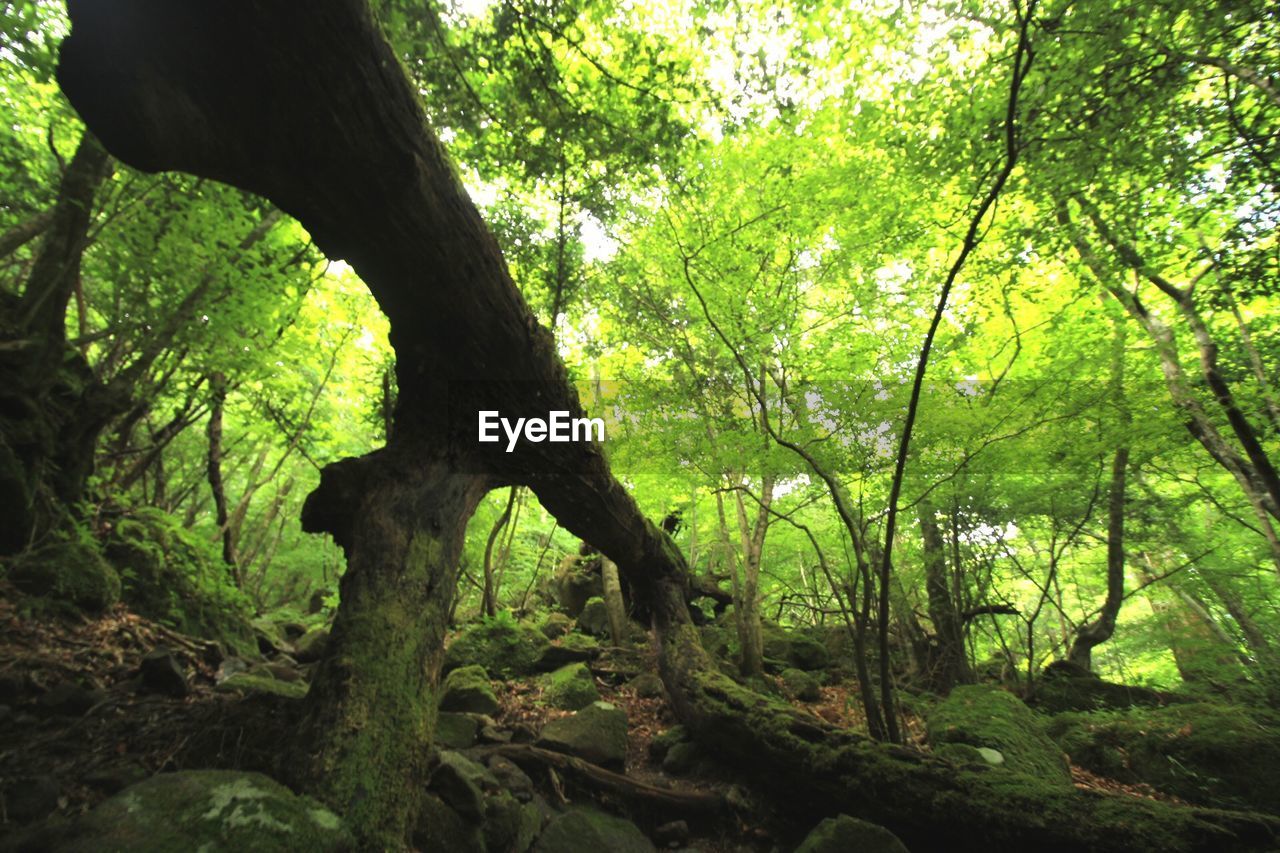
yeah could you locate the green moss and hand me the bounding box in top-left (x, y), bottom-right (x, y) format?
top-left (1047, 702), bottom-right (1280, 813)
top-left (216, 673), bottom-right (308, 700)
top-left (927, 685), bottom-right (1072, 787)
top-left (105, 508), bottom-right (255, 656)
top-left (541, 662), bottom-right (600, 710)
top-left (444, 614), bottom-right (551, 678)
top-left (440, 665), bottom-right (500, 715)
top-left (49, 770), bottom-right (351, 851)
top-left (781, 668), bottom-right (822, 702)
top-left (8, 534), bottom-right (120, 613)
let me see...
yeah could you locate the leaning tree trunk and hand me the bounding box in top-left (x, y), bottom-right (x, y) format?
top-left (56, 3), bottom-right (1280, 850)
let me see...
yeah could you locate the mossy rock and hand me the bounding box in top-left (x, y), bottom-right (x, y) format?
top-left (291, 626), bottom-right (329, 664)
top-left (541, 662), bottom-right (600, 711)
top-left (445, 619), bottom-right (551, 678)
top-left (483, 790), bottom-right (540, 853)
top-left (795, 814), bottom-right (909, 853)
top-left (104, 508), bottom-right (255, 656)
top-left (1047, 702), bottom-right (1280, 813)
top-left (648, 725), bottom-right (688, 762)
top-left (537, 632), bottom-right (600, 669)
top-left (8, 536), bottom-right (120, 613)
top-left (42, 770), bottom-right (350, 852)
top-left (787, 632), bottom-right (831, 671)
top-left (532, 808), bottom-right (654, 853)
top-left (576, 597), bottom-right (611, 638)
top-left (440, 665), bottom-right (501, 715)
top-left (216, 673), bottom-right (308, 700)
top-left (1032, 661), bottom-right (1190, 713)
top-left (413, 792), bottom-right (484, 853)
top-left (537, 701), bottom-right (628, 770)
top-left (429, 751), bottom-right (498, 821)
top-left (927, 685), bottom-right (1072, 787)
top-left (539, 612), bottom-right (574, 639)
top-left (436, 712), bottom-right (480, 749)
top-left (781, 668), bottom-right (822, 702)
top-left (626, 672), bottom-right (664, 699)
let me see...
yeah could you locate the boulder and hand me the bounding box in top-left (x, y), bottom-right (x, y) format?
top-left (539, 613), bottom-right (574, 639)
top-left (215, 673), bottom-right (308, 700)
top-left (540, 662), bottom-right (600, 711)
top-left (927, 685), bottom-right (1071, 787)
top-left (781, 668), bottom-right (821, 702)
top-left (532, 809), bottom-right (654, 853)
top-left (795, 814), bottom-right (910, 853)
top-left (553, 556), bottom-right (603, 617)
top-left (10, 537), bottom-right (120, 613)
top-left (647, 725), bottom-right (688, 762)
top-left (661, 741), bottom-right (704, 776)
top-left (291, 626), bottom-right (329, 664)
top-left (787, 632), bottom-right (831, 671)
top-left (536, 633), bottom-right (599, 669)
top-left (139, 647), bottom-right (189, 697)
top-left (414, 793), bottom-right (484, 853)
top-left (445, 619), bottom-right (551, 678)
top-left (36, 770), bottom-right (349, 852)
top-left (1046, 701), bottom-right (1280, 813)
top-left (576, 597), bottom-right (611, 638)
top-left (436, 712), bottom-right (480, 749)
top-left (537, 701), bottom-right (628, 769)
top-left (483, 790), bottom-right (540, 853)
top-left (440, 665), bottom-right (501, 715)
top-left (626, 672), bottom-right (664, 699)
top-left (488, 755), bottom-right (535, 802)
top-left (429, 751), bottom-right (498, 821)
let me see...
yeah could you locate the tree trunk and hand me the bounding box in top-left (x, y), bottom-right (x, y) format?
top-left (481, 486), bottom-right (516, 617)
top-left (205, 371), bottom-right (240, 586)
top-left (1068, 445), bottom-right (1128, 670)
top-left (600, 556), bottom-right (627, 647)
top-left (300, 450), bottom-right (487, 847)
top-left (56, 4), bottom-right (1280, 848)
top-left (733, 475), bottom-right (773, 678)
top-left (919, 499), bottom-right (967, 690)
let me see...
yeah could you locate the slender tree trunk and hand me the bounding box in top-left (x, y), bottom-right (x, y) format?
top-left (919, 499), bottom-right (967, 690)
top-left (481, 486), bottom-right (516, 617)
top-left (205, 371), bottom-right (240, 586)
top-left (733, 474), bottom-right (773, 678)
top-left (0, 209), bottom-right (55, 261)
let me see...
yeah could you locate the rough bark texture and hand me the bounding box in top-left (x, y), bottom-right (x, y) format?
top-left (919, 500), bottom-right (968, 690)
top-left (55, 3), bottom-right (1280, 850)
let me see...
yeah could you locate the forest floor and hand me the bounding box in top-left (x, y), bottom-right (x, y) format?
top-left (0, 589), bottom-right (1187, 848)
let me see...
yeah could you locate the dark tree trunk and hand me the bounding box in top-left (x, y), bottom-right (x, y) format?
top-left (1068, 445), bottom-right (1128, 670)
top-left (55, 3), bottom-right (1280, 849)
top-left (919, 499), bottom-right (967, 690)
top-left (205, 371), bottom-right (240, 586)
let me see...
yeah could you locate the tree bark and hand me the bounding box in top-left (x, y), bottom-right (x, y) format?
top-left (600, 556), bottom-right (627, 647)
top-left (919, 499), bottom-right (968, 690)
top-left (205, 370), bottom-right (240, 586)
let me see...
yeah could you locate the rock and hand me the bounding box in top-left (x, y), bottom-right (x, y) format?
top-left (414, 793), bottom-right (484, 853)
top-left (661, 741), bottom-right (703, 776)
top-left (627, 672), bottom-right (664, 699)
top-left (576, 597), bottom-right (611, 638)
top-left (37, 681), bottom-right (100, 716)
top-left (291, 626), bottom-right (330, 664)
top-left (488, 755), bottom-right (535, 802)
top-left (215, 673), bottom-right (308, 700)
top-left (977, 746), bottom-right (1005, 766)
top-left (484, 790), bottom-right (540, 853)
top-left (445, 619), bottom-right (552, 678)
top-left (647, 725), bottom-right (688, 762)
top-left (537, 701), bottom-right (628, 769)
top-left (927, 684), bottom-right (1072, 787)
top-left (46, 770), bottom-right (349, 851)
top-left (795, 814), bottom-right (910, 853)
top-left (780, 668), bottom-right (821, 702)
top-left (654, 819), bottom-right (689, 847)
top-left (252, 617), bottom-right (289, 655)
top-left (436, 712), bottom-right (480, 749)
top-left (537, 633), bottom-right (600, 669)
top-left (480, 724), bottom-right (513, 744)
top-left (248, 662), bottom-right (303, 683)
top-left (1046, 700), bottom-right (1280, 813)
top-left (82, 763), bottom-right (149, 794)
top-left (2, 775), bottom-right (61, 822)
top-left (541, 662), bottom-right (600, 711)
top-left (699, 625), bottom-right (734, 660)
top-left (440, 665), bottom-right (501, 715)
top-left (539, 613), bottom-right (574, 639)
top-left (787, 633), bottom-right (830, 671)
top-left (277, 621), bottom-right (308, 641)
top-left (10, 537), bottom-right (120, 613)
top-left (139, 647), bottom-right (189, 697)
top-left (1032, 660), bottom-right (1190, 713)
top-left (533, 809), bottom-right (655, 853)
top-left (430, 751), bottom-right (498, 821)
top-left (553, 556), bottom-right (604, 617)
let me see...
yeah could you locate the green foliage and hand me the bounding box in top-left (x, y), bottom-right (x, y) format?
top-left (6, 527), bottom-right (120, 614)
top-left (105, 507), bottom-right (256, 657)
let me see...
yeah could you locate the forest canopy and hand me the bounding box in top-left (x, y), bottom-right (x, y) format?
top-left (1, 0), bottom-right (1279, 850)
